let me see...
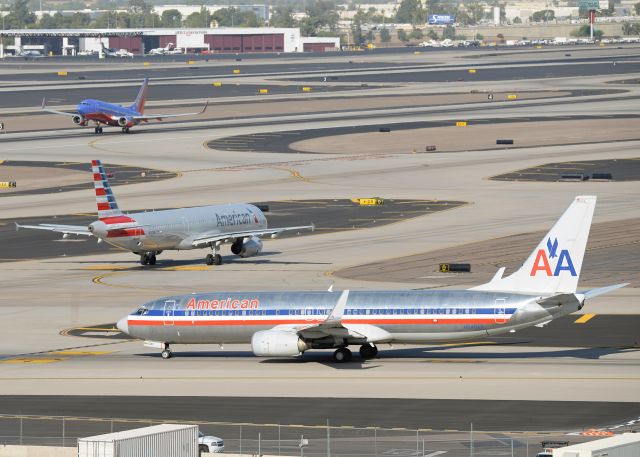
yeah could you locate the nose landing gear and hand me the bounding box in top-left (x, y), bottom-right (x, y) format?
top-left (161, 344), bottom-right (172, 359)
top-left (205, 243), bottom-right (223, 265)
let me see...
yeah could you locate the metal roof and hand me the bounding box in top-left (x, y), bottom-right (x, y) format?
top-left (78, 424), bottom-right (197, 442)
top-left (0, 29), bottom-right (143, 37)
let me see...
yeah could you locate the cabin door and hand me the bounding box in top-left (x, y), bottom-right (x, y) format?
top-left (163, 300), bottom-right (176, 326)
top-left (494, 298), bottom-right (507, 324)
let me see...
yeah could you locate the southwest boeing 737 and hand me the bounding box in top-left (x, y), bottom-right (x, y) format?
top-left (17, 160), bottom-right (313, 265)
top-left (42, 78), bottom-right (207, 134)
top-left (116, 195), bottom-right (627, 362)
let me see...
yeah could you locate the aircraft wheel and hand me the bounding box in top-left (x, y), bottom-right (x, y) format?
top-left (148, 254), bottom-right (156, 265)
top-left (214, 254), bottom-right (223, 265)
top-left (122, 127), bottom-right (130, 133)
top-left (333, 347), bottom-right (352, 363)
top-left (205, 254), bottom-right (214, 265)
top-left (359, 344), bottom-right (378, 360)
top-left (98, 127), bottom-right (103, 134)
top-left (140, 254), bottom-right (148, 265)
top-left (161, 349), bottom-right (172, 359)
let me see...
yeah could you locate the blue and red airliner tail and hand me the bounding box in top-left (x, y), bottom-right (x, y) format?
top-left (42, 78), bottom-right (207, 134)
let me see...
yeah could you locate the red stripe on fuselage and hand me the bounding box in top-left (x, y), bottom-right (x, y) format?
top-left (107, 228), bottom-right (145, 238)
top-left (100, 215), bottom-right (135, 224)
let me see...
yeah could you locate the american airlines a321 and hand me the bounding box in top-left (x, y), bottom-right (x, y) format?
top-left (0, 1), bottom-right (639, 457)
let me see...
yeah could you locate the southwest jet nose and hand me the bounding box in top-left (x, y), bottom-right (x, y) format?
top-left (116, 317), bottom-right (129, 335)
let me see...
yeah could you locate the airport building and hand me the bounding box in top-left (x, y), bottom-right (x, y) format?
top-left (0, 27), bottom-right (340, 56)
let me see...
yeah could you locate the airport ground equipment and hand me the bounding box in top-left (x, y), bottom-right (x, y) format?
top-left (551, 433), bottom-right (640, 457)
top-left (78, 424), bottom-right (198, 457)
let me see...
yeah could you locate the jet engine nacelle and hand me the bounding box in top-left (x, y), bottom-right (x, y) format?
top-left (72, 115), bottom-right (86, 126)
top-left (231, 236), bottom-right (263, 258)
top-left (117, 116), bottom-right (132, 127)
top-left (251, 330), bottom-right (308, 357)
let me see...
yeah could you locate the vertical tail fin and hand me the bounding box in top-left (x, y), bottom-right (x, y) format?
top-left (130, 78), bottom-right (149, 114)
top-left (92, 160), bottom-right (123, 219)
top-left (472, 196), bottom-right (596, 295)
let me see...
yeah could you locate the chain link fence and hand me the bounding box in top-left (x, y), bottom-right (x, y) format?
top-left (0, 414), bottom-right (561, 457)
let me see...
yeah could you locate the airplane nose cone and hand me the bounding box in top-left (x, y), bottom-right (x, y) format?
top-left (116, 317), bottom-right (129, 335)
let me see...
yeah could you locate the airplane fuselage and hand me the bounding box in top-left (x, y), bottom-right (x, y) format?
top-left (120, 290), bottom-right (579, 345)
top-left (90, 203), bottom-right (267, 252)
top-left (76, 99), bottom-right (141, 128)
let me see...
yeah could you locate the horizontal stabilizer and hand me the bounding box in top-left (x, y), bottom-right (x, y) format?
top-left (581, 283), bottom-right (628, 299)
top-left (15, 222), bottom-right (92, 236)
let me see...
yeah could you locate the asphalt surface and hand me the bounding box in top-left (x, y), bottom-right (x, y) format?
top-left (287, 60), bottom-right (640, 83)
top-left (0, 82), bottom-right (376, 109)
top-left (0, 160), bottom-right (177, 197)
top-left (1, 199), bottom-right (465, 262)
top-left (491, 158), bottom-right (640, 182)
top-left (2, 47), bottom-right (639, 83)
top-left (0, 396), bottom-right (638, 432)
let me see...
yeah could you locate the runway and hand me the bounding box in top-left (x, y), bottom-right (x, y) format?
top-left (0, 45), bottom-right (639, 431)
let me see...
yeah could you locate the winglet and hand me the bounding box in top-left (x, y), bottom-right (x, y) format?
top-left (41, 97), bottom-right (46, 110)
top-left (200, 100), bottom-right (208, 115)
top-left (327, 284), bottom-right (334, 292)
top-left (15, 222), bottom-right (21, 231)
top-left (326, 289), bottom-right (349, 323)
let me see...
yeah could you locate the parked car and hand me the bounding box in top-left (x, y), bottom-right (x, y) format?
top-left (199, 431), bottom-right (224, 453)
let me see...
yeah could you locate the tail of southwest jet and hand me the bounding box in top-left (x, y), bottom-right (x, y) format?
top-left (92, 160), bottom-right (123, 219)
top-left (472, 196), bottom-right (597, 295)
top-left (130, 78), bottom-right (149, 114)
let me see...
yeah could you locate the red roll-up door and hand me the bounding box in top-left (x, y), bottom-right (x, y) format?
top-left (274, 34), bottom-right (284, 51)
top-left (159, 35), bottom-right (176, 48)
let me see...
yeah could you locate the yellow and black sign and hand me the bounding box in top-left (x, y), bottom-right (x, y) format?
top-left (439, 263), bottom-right (450, 273)
top-left (456, 121), bottom-right (467, 127)
top-left (0, 181), bottom-right (17, 188)
top-left (352, 197), bottom-right (384, 206)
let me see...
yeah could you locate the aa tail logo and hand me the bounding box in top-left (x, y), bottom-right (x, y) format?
top-left (530, 237), bottom-right (577, 277)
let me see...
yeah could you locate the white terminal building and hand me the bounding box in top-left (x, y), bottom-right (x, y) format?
top-left (0, 27), bottom-right (340, 56)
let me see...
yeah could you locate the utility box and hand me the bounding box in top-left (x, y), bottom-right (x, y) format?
top-left (553, 433), bottom-right (640, 457)
top-left (78, 424), bottom-right (198, 457)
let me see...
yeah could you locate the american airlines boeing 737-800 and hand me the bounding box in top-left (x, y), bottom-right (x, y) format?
top-left (17, 160), bottom-right (313, 265)
top-left (42, 78), bottom-right (207, 134)
top-left (116, 195), bottom-right (627, 361)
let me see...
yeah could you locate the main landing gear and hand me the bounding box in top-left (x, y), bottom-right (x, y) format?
top-left (161, 344), bottom-right (172, 359)
top-left (205, 244), bottom-right (223, 265)
top-left (94, 126), bottom-right (103, 134)
top-left (205, 253), bottom-right (223, 265)
top-left (121, 127), bottom-right (130, 134)
top-left (140, 252), bottom-right (157, 265)
top-left (332, 344), bottom-right (378, 363)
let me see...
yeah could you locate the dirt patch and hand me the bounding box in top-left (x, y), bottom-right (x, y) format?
top-left (335, 218), bottom-right (640, 288)
top-left (289, 118), bottom-right (640, 155)
top-left (0, 165), bottom-right (89, 193)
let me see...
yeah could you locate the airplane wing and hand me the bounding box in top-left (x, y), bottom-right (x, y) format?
top-left (271, 290), bottom-right (392, 343)
top-left (41, 98), bottom-right (76, 117)
top-left (15, 222), bottom-right (92, 237)
top-left (132, 101), bottom-right (208, 121)
top-left (191, 223), bottom-right (314, 248)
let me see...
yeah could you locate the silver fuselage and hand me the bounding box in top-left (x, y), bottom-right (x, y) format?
top-left (90, 203), bottom-right (267, 252)
top-left (123, 290), bottom-right (578, 345)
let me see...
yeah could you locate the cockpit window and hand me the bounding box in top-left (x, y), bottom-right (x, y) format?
top-left (133, 307), bottom-right (148, 315)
